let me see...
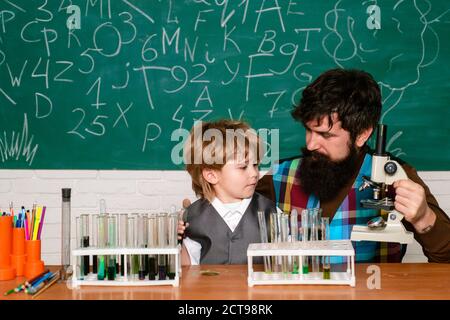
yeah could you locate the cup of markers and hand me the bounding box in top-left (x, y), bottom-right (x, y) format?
top-left (24, 205), bottom-right (47, 279)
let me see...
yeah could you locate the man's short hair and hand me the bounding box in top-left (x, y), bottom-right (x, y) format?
top-left (184, 119), bottom-right (262, 201)
top-left (291, 68), bottom-right (382, 142)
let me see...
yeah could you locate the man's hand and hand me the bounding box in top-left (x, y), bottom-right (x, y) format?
top-left (393, 179), bottom-right (436, 233)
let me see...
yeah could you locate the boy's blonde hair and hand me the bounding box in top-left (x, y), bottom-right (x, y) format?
top-left (184, 120), bottom-right (263, 201)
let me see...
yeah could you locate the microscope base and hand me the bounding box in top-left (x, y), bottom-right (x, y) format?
top-left (351, 210), bottom-right (414, 244)
top-left (350, 225), bottom-right (413, 244)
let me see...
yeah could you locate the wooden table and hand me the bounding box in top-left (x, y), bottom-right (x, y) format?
top-left (1, 264), bottom-right (449, 300)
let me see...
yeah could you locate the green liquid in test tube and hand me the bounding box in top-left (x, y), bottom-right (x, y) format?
top-left (290, 209), bottom-right (299, 274)
top-left (97, 214), bottom-right (107, 280)
top-left (301, 209), bottom-right (309, 274)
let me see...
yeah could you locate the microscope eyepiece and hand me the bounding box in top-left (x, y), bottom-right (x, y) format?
top-left (375, 124), bottom-right (387, 156)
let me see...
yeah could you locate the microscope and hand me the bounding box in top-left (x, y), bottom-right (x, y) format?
top-left (350, 124), bottom-right (413, 244)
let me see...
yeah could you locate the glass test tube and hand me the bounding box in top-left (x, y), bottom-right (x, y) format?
top-left (290, 209), bottom-right (299, 274)
top-left (147, 214), bottom-right (158, 280)
top-left (127, 215), bottom-right (137, 280)
top-left (75, 217), bottom-right (83, 280)
top-left (137, 214), bottom-right (148, 280)
top-left (167, 213), bottom-right (178, 279)
top-left (111, 213), bottom-right (120, 275)
top-left (61, 188), bottom-right (71, 280)
top-left (301, 209), bottom-right (309, 274)
top-left (280, 213), bottom-right (290, 273)
top-left (309, 209), bottom-right (320, 275)
top-left (270, 212), bottom-right (282, 272)
top-left (321, 217), bottom-right (331, 279)
top-left (91, 214), bottom-right (98, 273)
top-left (157, 213), bottom-right (167, 280)
top-left (80, 214), bottom-right (90, 275)
top-left (97, 214), bottom-right (107, 280)
top-left (107, 215), bottom-right (117, 280)
top-left (257, 211), bottom-right (271, 273)
top-left (118, 213), bottom-right (128, 276)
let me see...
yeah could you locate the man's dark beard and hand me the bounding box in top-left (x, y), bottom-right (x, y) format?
top-left (298, 145), bottom-right (361, 202)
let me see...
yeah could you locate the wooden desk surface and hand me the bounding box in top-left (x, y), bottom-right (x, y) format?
top-left (1, 264), bottom-right (449, 300)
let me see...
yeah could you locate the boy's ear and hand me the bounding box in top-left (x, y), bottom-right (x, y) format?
top-left (355, 127), bottom-right (373, 148)
top-left (202, 168), bottom-right (219, 185)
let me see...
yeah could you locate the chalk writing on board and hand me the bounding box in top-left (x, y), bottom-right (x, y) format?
top-left (0, 114), bottom-right (38, 166)
top-left (0, 0), bottom-right (448, 170)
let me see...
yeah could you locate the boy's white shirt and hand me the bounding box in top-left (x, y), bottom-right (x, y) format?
top-left (183, 197), bottom-right (282, 265)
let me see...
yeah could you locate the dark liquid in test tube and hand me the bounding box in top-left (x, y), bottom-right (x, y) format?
top-left (82, 236), bottom-right (90, 275)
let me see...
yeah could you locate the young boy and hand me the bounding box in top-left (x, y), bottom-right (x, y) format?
top-left (180, 119), bottom-right (280, 265)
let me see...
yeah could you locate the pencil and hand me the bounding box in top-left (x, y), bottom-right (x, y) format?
top-left (25, 271), bottom-right (55, 294)
top-left (21, 269), bottom-right (50, 290)
top-left (37, 206), bottom-right (46, 240)
top-left (31, 270), bottom-right (60, 299)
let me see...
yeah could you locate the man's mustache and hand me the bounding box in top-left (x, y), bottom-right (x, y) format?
top-left (301, 147), bottom-right (331, 162)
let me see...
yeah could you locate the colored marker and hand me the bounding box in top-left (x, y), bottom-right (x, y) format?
top-left (21, 269), bottom-right (50, 290)
top-left (26, 271), bottom-right (55, 294)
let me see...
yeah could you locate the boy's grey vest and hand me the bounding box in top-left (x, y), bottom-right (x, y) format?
top-left (185, 192), bottom-right (277, 264)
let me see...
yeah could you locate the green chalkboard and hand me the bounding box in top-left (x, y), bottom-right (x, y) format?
top-left (1, 0), bottom-right (449, 170)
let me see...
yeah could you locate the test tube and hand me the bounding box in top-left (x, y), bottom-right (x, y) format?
top-left (257, 211), bottom-right (271, 273)
top-left (61, 188), bottom-right (71, 280)
top-left (157, 213), bottom-right (167, 280)
top-left (127, 215), bottom-right (137, 280)
top-left (111, 213), bottom-right (120, 275)
top-left (147, 213), bottom-right (157, 280)
top-left (97, 214), bottom-right (107, 280)
top-left (310, 209), bottom-right (320, 276)
top-left (321, 217), bottom-right (331, 279)
top-left (167, 213), bottom-right (178, 280)
top-left (290, 209), bottom-right (299, 274)
top-left (80, 214), bottom-right (90, 275)
top-left (268, 212), bottom-right (278, 272)
top-left (137, 214), bottom-right (148, 280)
top-left (107, 215), bottom-right (117, 280)
top-left (301, 209), bottom-right (309, 274)
top-left (280, 213), bottom-right (290, 273)
top-left (75, 217), bottom-right (83, 280)
top-left (118, 213), bottom-right (128, 276)
top-left (91, 214), bottom-right (98, 274)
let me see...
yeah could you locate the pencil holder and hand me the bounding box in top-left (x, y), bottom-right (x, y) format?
top-left (25, 240), bottom-right (45, 279)
top-left (11, 228), bottom-right (27, 277)
top-left (0, 216), bottom-right (16, 280)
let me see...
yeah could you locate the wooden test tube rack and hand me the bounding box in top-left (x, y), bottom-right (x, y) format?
top-left (71, 246), bottom-right (181, 288)
top-left (247, 240), bottom-right (355, 287)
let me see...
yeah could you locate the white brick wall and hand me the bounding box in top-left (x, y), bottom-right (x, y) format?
top-left (0, 170), bottom-right (448, 265)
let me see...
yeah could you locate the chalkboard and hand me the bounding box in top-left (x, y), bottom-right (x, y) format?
top-left (1, 0), bottom-right (449, 170)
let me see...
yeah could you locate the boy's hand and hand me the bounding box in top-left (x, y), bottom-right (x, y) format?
top-left (178, 220), bottom-right (189, 240)
top-left (177, 198), bottom-right (192, 240)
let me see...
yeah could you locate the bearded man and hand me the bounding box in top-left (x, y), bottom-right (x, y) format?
top-left (256, 69), bottom-right (450, 263)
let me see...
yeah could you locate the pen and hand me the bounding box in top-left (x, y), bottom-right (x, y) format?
top-left (21, 269), bottom-right (51, 290)
top-left (25, 271), bottom-right (55, 294)
top-left (31, 270), bottom-right (60, 299)
top-left (3, 268), bottom-right (49, 296)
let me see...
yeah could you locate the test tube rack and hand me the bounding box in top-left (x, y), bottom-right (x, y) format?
top-left (247, 240), bottom-right (355, 287)
top-left (71, 246), bottom-right (181, 288)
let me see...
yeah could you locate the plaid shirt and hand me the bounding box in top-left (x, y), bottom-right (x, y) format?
top-left (272, 153), bottom-right (405, 263)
